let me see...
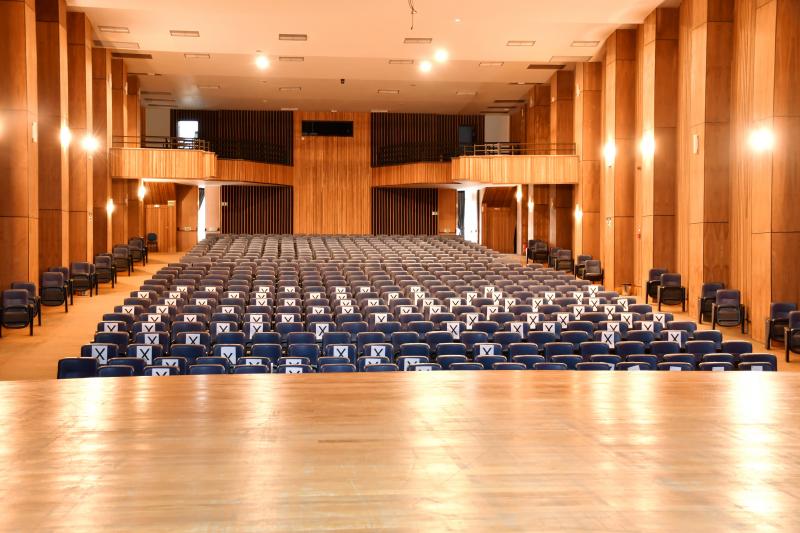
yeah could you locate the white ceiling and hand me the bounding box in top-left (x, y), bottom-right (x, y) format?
top-left (67, 0), bottom-right (666, 114)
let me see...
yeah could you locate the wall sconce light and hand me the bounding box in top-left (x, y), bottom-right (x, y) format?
top-left (60, 126), bottom-right (72, 148)
top-left (138, 183), bottom-right (147, 200)
top-left (603, 141), bottom-right (616, 167)
top-left (748, 127), bottom-right (775, 152)
top-left (640, 131), bottom-right (655, 159)
top-left (81, 134), bottom-right (100, 153)
top-left (106, 198), bottom-right (115, 215)
top-left (574, 204), bottom-right (583, 222)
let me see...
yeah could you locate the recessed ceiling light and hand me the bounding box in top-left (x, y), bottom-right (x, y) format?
top-left (185, 53), bottom-right (210, 59)
top-left (94, 40), bottom-right (140, 50)
top-left (527, 63), bottom-right (565, 70)
top-left (279, 86), bottom-right (301, 92)
top-left (550, 55), bottom-right (592, 62)
top-left (98, 26), bottom-right (129, 34)
top-left (507, 40), bottom-right (535, 46)
top-left (419, 60), bottom-right (433, 73)
top-left (170, 30), bottom-right (200, 37)
top-left (404, 37), bottom-right (432, 44)
top-left (281, 107), bottom-right (298, 111)
top-left (479, 61), bottom-right (504, 67)
top-left (255, 55), bottom-right (270, 69)
top-left (509, 81), bottom-right (535, 85)
top-left (111, 52), bottom-right (151, 59)
top-left (571, 40), bottom-right (600, 47)
top-left (454, 17), bottom-right (462, 23)
top-left (456, 90), bottom-right (477, 96)
top-left (388, 59), bottom-right (414, 65)
top-left (279, 56), bottom-right (304, 62)
top-left (279, 33), bottom-right (307, 41)
top-left (377, 89), bottom-right (400, 95)
top-left (197, 84), bottom-right (219, 89)
top-left (434, 49), bottom-right (449, 62)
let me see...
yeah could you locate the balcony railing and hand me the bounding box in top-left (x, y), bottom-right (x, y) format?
top-left (462, 142), bottom-right (576, 156)
top-left (113, 136), bottom-right (211, 151)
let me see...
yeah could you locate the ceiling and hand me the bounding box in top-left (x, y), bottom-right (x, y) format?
top-left (67, 0), bottom-right (668, 114)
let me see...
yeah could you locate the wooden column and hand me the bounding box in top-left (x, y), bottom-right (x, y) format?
top-left (550, 70), bottom-right (575, 151)
top-left (749, 0), bottom-right (800, 340)
top-left (92, 47), bottom-right (112, 255)
top-left (126, 75), bottom-right (140, 145)
top-left (554, 186), bottom-right (573, 249)
top-left (204, 184), bottom-right (222, 233)
top-left (0, 0), bottom-right (38, 286)
top-left (639, 8), bottom-right (679, 294)
top-left (437, 188), bottom-right (457, 235)
top-left (532, 185), bottom-right (550, 243)
top-left (127, 179), bottom-right (144, 239)
top-left (176, 184), bottom-right (198, 251)
top-left (687, 0), bottom-right (733, 314)
top-left (111, 57), bottom-right (127, 141)
top-left (602, 29), bottom-right (637, 291)
top-left (36, 0), bottom-right (68, 271)
top-left (110, 178), bottom-right (128, 245)
top-left (527, 84), bottom-right (551, 147)
top-left (574, 62), bottom-right (603, 259)
top-left (66, 12), bottom-right (92, 262)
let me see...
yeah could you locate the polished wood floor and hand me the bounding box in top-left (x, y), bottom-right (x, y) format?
top-left (0, 371), bottom-right (798, 531)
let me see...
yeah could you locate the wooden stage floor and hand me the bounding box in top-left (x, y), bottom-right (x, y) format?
top-left (2, 372), bottom-right (799, 531)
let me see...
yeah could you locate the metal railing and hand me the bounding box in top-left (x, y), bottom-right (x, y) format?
top-left (462, 142), bottom-right (576, 156)
top-left (112, 136), bottom-right (211, 151)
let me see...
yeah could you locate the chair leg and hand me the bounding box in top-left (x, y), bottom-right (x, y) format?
top-left (29, 312), bottom-right (33, 336)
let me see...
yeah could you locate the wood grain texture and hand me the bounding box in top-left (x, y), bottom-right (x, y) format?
top-left (482, 207), bottom-right (516, 253)
top-left (110, 57), bottom-right (126, 139)
top-left (215, 159), bottom-right (293, 186)
top-left (125, 75), bottom-right (140, 144)
top-left (293, 112), bottom-right (371, 234)
top-left (527, 84), bottom-right (551, 145)
top-left (91, 47), bottom-right (113, 256)
top-left (144, 205), bottom-right (176, 252)
top-left (371, 187), bottom-right (438, 235)
top-left (451, 155), bottom-right (578, 185)
top-left (370, 162), bottom-right (452, 187)
top-left (574, 62), bottom-right (603, 258)
top-left (66, 11), bottom-right (92, 263)
top-left (4, 371), bottom-right (800, 530)
top-left (437, 188), bottom-right (457, 235)
top-left (550, 70), bottom-right (575, 148)
top-left (204, 185), bottom-right (221, 232)
top-left (36, 0), bottom-right (69, 271)
top-left (175, 184), bottom-right (198, 251)
top-left (109, 148), bottom-right (216, 180)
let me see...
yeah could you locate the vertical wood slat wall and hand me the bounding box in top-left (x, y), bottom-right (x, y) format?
top-left (170, 110), bottom-right (293, 165)
top-left (371, 188), bottom-right (438, 235)
top-left (371, 113), bottom-right (485, 166)
top-left (221, 185), bottom-right (293, 234)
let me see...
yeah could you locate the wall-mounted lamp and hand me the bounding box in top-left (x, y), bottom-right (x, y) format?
top-left (574, 204), bottom-right (583, 222)
top-left (640, 131), bottom-right (655, 159)
top-left (748, 127), bottom-right (775, 152)
top-left (603, 141), bottom-right (616, 167)
top-left (81, 134), bottom-right (100, 153)
top-left (106, 198), bottom-right (115, 215)
top-left (138, 183), bottom-right (147, 201)
top-left (60, 126), bottom-right (72, 148)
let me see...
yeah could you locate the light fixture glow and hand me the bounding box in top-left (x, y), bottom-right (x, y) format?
top-left (748, 127), bottom-right (775, 152)
top-left (137, 183), bottom-right (147, 200)
top-left (515, 188), bottom-right (523, 202)
top-left (81, 134), bottom-right (99, 153)
top-left (454, 17), bottom-right (462, 23)
top-left (434, 49), bottom-right (449, 63)
top-left (59, 126), bottom-right (72, 147)
top-left (574, 204), bottom-right (583, 222)
top-left (640, 132), bottom-right (655, 159)
top-left (603, 141), bottom-right (617, 167)
top-left (255, 55), bottom-right (270, 70)
top-left (106, 198), bottom-right (115, 215)
top-left (419, 60), bottom-right (433, 73)
top-left (527, 199), bottom-right (534, 212)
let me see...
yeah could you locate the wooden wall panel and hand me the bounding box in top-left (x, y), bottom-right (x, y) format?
top-left (204, 185), bottom-right (221, 233)
top-left (0, 0), bottom-right (39, 287)
top-left (142, 182), bottom-right (175, 206)
top-left (145, 204), bottom-right (176, 253)
top-left (574, 62), bottom-right (603, 259)
top-left (370, 162), bottom-right (452, 187)
top-left (127, 179), bottom-right (144, 239)
top-left (293, 112), bottom-right (371, 234)
top-left (509, 107), bottom-right (527, 144)
top-left (125, 75), bottom-right (140, 144)
top-left (451, 155), bottom-right (579, 185)
top-left (371, 188), bottom-right (438, 235)
top-left (550, 71), bottom-right (575, 150)
top-left (371, 112), bottom-right (484, 167)
top-left (36, 0), bottom-right (69, 271)
top-left (527, 84), bottom-right (551, 145)
top-left (533, 185), bottom-right (550, 242)
top-left (215, 159), bottom-right (293, 186)
top-left (109, 148), bottom-right (216, 180)
top-left (175, 184), bottom-right (198, 251)
top-left (110, 178), bottom-right (128, 246)
top-left (220, 185), bottom-right (292, 235)
top-left (91, 47), bottom-right (113, 256)
top-left (481, 207), bottom-right (516, 254)
top-left (66, 11), bottom-right (93, 262)
top-left (438, 188), bottom-right (457, 235)
top-left (171, 109), bottom-right (293, 165)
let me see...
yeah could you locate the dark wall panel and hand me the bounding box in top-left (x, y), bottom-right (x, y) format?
top-left (221, 185), bottom-right (293, 234)
top-left (171, 109), bottom-right (293, 165)
top-left (371, 113), bottom-right (485, 166)
top-left (371, 188), bottom-right (438, 235)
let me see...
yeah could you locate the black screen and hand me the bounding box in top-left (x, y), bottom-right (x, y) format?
top-left (301, 120), bottom-right (354, 137)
